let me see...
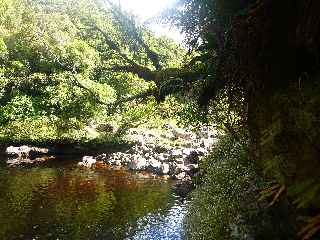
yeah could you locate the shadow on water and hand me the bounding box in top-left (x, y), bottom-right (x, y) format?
top-left (0, 159), bottom-right (187, 240)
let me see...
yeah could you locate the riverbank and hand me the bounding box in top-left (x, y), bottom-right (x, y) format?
top-left (2, 123), bottom-right (222, 196)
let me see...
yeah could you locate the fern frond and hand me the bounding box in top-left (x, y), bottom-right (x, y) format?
top-left (258, 183), bottom-right (286, 206)
top-left (298, 214), bottom-right (320, 240)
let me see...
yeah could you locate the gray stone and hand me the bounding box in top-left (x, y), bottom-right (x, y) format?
top-left (6, 146), bottom-right (49, 159)
top-left (114, 160), bottom-right (122, 166)
top-left (184, 164), bottom-right (199, 176)
top-left (146, 159), bottom-right (162, 173)
top-left (174, 164), bottom-right (185, 175)
top-left (162, 123), bottom-right (174, 130)
top-left (154, 145), bottom-right (169, 153)
top-left (174, 172), bottom-right (187, 180)
top-left (196, 148), bottom-right (207, 155)
top-left (184, 151), bottom-right (199, 164)
top-left (171, 149), bottom-right (183, 158)
top-left (182, 148), bottom-right (193, 155)
top-left (176, 158), bottom-right (184, 164)
top-left (96, 153), bottom-right (108, 161)
top-left (173, 179), bottom-right (194, 197)
top-left (128, 156), bottom-right (147, 170)
top-left (156, 154), bottom-right (166, 162)
top-left (78, 156), bottom-right (96, 168)
top-left (161, 163), bottom-right (170, 175)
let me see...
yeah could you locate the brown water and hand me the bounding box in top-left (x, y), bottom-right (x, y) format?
top-left (0, 159), bottom-right (187, 240)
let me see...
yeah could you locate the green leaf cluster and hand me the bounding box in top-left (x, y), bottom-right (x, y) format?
top-left (0, 0), bottom-right (186, 143)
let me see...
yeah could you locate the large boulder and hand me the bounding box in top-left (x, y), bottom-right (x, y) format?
top-left (128, 156), bottom-right (147, 171)
top-left (173, 179), bottom-right (194, 197)
top-left (146, 158), bottom-right (162, 174)
top-left (184, 151), bottom-right (199, 164)
top-left (184, 164), bottom-right (199, 176)
top-left (6, 146), bottom-right (49, 159)
top-left (78, 156), bottom-right (96, 168)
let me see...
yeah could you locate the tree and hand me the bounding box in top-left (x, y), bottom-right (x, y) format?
top-left (0, 0), bottom-right (194, 141)
top-left (167, 0), bottom-right (320, 238)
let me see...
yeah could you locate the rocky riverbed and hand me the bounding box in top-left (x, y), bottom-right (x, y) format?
top-left (78, 124), bottom-right (221, 195)
top-left (4, 123), bottom-right (222, 196)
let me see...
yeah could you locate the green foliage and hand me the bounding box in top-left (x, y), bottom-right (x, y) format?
top-left (176, 100), bottom-right (208, 126)
top-left (259, 83), bottom-right (320, 215)
top-left (167, 0), bottom-right (320, 239)
top-left (0, 38), bottom-right (8, 61)
top-left (63, 39), bottom-right (99, 72)
top-left (0, 0), bottom-right (187, 143)
top-left (185, 134), bottom-right (256, 240)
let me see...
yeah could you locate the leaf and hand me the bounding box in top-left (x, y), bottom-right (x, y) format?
top-left (258, 183), bottom-right (286, 206)
top-left (268, 185), bottom-right (286, 207)
top-left (299, 214), bottom-right (320, 240)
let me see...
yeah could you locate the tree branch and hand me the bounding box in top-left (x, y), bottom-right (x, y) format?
top-left (104, 0), bottom-right (162, 70)
top-left (113, 88), bottom-right (157, 106)
top-left (105, 65), bottom-right (157, 81)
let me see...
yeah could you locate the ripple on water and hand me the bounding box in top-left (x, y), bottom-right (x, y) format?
top-left (128, 199), bottom-right (188, 240)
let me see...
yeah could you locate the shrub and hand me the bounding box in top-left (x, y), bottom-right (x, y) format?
top-left (185, 134), bottom-right (256, 240)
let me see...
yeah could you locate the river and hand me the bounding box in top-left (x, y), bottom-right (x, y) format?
top-left (0, 158), bottom-right (187, 240)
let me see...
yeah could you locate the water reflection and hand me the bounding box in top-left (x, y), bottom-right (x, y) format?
top-left (128, 200), bottom-right (187, 240)
top-left (0, 162), bottom-right (184, 240)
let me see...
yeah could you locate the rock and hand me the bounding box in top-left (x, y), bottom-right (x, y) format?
top-left (154, 145), bottom-right (169, 153)
top-left (114, 160), bottom-right (122, 166)
top-left (5, 146), bottom-right (52, 166)
top-left (196, 148), bottom-right (207, 156)
top-left (96, 153), bottom-right (108, 161)
top-left (163, 153), bottom-right (170, 158)
top-left (182, 148), bottom-right (193, 155)
top-left (7, 156), bottom-right (55, 167)
top-left (162, 133), bottom-right (177, 141)
top-left (174, 172), bottom-right (187, 180)
top-left (184, 151), bottom-right (199, 164)
top-left (128, 128), bottom-right (139, 135)
top-left (128, 156), bottom-right (147, 171)
top-left (146, 159), bottom-right (162, 173)
top-left (176, 158), bottom-right (184, 165)
top-left (172, 128), bottom-right (192, 140)
top-left (173, 179), bottom-right (194, 197)
top-left (78, 156), bottom-right (96, 168)
top-left (171, 149), bottom-right (183, 158)
top-left (147, 132), bottom-right (155, 138)
top-left (168, 162), bottom-right (177, 173)
top-left (136, 139), bottom-right (145, 146)
top-left (200, 138), bottom-right (214, 149)
top-left (6, 146), bottom-right (49, 159)
top-left (147, 144), bottom-right (156, 149)
top-left (75, 125), bottom-right (219, 180)
top-left (161, 163), bottom-right (170, 175)
top-left (156, 153), bottom-right (166, 162)
top-left (77, 162), bottom-right (84, 167)
top-left (184, 164), bottom-right (199, 176)
top-left (162, 123), bottom-right (174, 130)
